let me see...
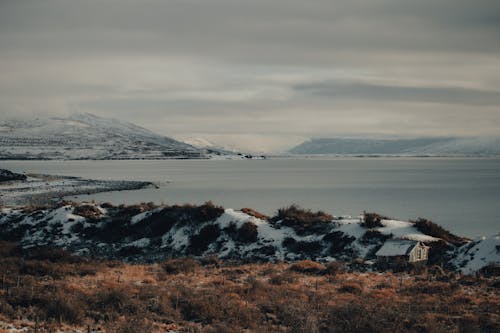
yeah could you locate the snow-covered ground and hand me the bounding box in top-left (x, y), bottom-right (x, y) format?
top-left (1, 202), bottom-right (495, 274)
top-left (0, 173), bottom-right (154, 206)
top-left (451, 235), bottom-right (500, 274)
top-left (0, 113), bottom-right (205, 160)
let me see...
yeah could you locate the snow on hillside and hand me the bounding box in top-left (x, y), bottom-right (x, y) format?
top-left (0, 171), bottom-right (153, 206)
top-left (451, 235), bottom-right (500, 275)
top-left (0, 202), bottom-right (489, 273)
top-left (289, 137), bottom-right (500, 156)
top-left (0, 113), bottom-right (206, 160)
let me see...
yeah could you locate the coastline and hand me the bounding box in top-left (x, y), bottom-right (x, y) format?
top-left (0, 172), bottom-right (156, 206)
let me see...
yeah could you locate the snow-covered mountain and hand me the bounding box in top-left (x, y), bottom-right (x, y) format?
top-left (0, 113), bottom-right (206, 160)
top-left (290, 137), bottom-right (500, 156)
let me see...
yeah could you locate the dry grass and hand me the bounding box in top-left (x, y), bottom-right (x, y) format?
top-left (240, 208), bottom-right (269, 220)
top-left (271, 204), bottom-right (333, 235)
top-left (0, 241), bottom-right (498, 332)
top-left (412, 218), bottom-right (469, 246)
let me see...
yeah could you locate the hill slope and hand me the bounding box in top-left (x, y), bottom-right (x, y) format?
top-left (0, 113), bottom-right (205, 160)
top-left (1, 202), bottom-right (494, 274)
top-left (290, 137), bottom-right (500, 156)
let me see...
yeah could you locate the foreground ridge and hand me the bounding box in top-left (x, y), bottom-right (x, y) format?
top-left (0, 202), bottom-right (496, 274)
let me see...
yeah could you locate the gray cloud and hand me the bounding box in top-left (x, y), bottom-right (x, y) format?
top-left (0, 0), bottom-right (499, 152)
top-left (294, 81), bottom-right (500, 106)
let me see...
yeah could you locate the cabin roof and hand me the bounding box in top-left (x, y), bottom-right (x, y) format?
top-left (375, 240), bottom-right (419, 257)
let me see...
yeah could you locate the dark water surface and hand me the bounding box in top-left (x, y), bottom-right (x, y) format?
top-left (3, 158), bottom-right (499, 237)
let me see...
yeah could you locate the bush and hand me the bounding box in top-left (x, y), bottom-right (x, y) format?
top-left (270, 204), bottom-right (332, 235)
top-left (269, 271), bottom-right (298, 285)
top-left (404, 281), bottom-right (459, 295)
top-left (324, 261), bottom-right (344, 276)
top-left (479, 263), bottom-right (500, 277)
top-left (361, 213), bottom-right (386, 228)
top-left (163, 258), bottom-right (200, 274)
top-left (289, 260), bottom-right (325, 275)
top-left (240, 208), bottom-right (269, 220)
top-left (73, 204), bottom-right (103, 219)
top-left (360, 229), bottom-right (391, 245)
top-left (237, 221), bottom-right (259, 243)
top-left (122, 202), bottom-right (225, 240)
top-left (412, 218), bottom-right (468, 246)
top-left (190, 224), bottom-right (221, 254)
top-left (282, 238), bottom-right (323, 256)
top-left (44, 295), bottom-right (84, 324)
top-left (323, 231), bottom-right (355, 254)
top-left (338, 282), bottom-right (363, 294)
top-left (0, 241), bottom-right (16, 257)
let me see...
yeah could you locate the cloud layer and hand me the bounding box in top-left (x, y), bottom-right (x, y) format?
top-left (1, 0), bottom-right (499, 152)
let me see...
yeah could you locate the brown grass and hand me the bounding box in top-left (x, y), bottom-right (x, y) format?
top-left (412, 218), bottom-right (469, 246)
top-left (0, 242), bottom-right (498, 333)
top-left (270, 204), bottom-right (333, 235)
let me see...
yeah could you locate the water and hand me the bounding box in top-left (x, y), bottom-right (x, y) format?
top-left (2, 158), bottom-right (499, 238)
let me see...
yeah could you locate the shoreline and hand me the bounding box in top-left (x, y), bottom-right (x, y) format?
top-left (0, 172), bottom-right (156, 206)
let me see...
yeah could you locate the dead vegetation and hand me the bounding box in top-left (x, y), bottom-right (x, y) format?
top-left (270, 204), bottom-right (333, 235)
top-left (412, 218), bottom-right (470, 246)
top-left (0, 241), bottom-right (498, 333)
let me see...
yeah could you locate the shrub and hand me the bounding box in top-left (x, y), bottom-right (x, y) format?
top-left (480, 263), bottom-right (500, 277)
top-left (237, 221), bottom-right (259, 243)
top-left (0, 241), bottom-right (16, 257)
top-left (73, 204), bottom-right (103, 219)
top-left (270, 204), bottom-right (333, 235)
top-left (282, 238), bottom-right (323, 256)
top-left (412, 218), bottom-right (468, 246)
top-left (404, 281), bottom-right (459, 295)
top-left (426, 240), bottom-right (454, 265)
top-left (163, 258), bottom-right (200, 274)
top-left (121, 202), bottom-right (225, 240)
top-left (241, 208), bottom-right (269, 220)
top-left (16, 246), bottom-right (82, 264)
top-left (44, 295), bottom-right (84, 324)
top-left (289, 260), bottom-right (325, 274)
top-left (93, 288), bottom-right (135, 314)
top-left (118, 245), bottom-right (143, 257)
top-left (324, 261), bottom-right (344, 276)
top-left (19, 260), bottom-right (73, 279)
top-left (323, 231), bottom-right (355, 254)
top-left (269, 271), bottom-right (298, 285)
top-left (190, 224), bottom-right (221, 254)
top-left (360, 229), bottom-right (391, 245)
top-left (361, 212), bottom-right (386, 228)
top-left (338, 282), bottom-right (363, 294)
top-left (199, 255), bottom-right (221, 267)
top-left (112, 316), bottom-right (154, 333)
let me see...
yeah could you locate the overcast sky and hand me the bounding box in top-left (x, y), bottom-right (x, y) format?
top-left (1, 0), bottom-right (499, 152)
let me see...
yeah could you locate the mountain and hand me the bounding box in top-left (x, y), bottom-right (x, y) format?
top-left (289, 137), bottom-right (500, 156)
top-left (1, 202), bottom-right (494, 274)
top-left (0, 113), bottom-right (206, 160)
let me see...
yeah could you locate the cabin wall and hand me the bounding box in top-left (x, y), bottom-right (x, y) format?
top-left (409, 245), bottom-right (428, 262)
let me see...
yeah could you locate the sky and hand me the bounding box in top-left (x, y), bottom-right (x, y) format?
top-left (0, 0), bottom-right (499, 153)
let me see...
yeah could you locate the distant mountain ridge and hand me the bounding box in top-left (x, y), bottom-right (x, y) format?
top-left (290, 137), bottom-right (500, 156)
top-left (0, 113), bottom-right (206, 160)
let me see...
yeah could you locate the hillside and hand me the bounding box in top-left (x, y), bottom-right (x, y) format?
top-left (0, 113), bottom-right (206, 160)
top-left (1, 202), bottom-right (494, 274)
top-left (289, 137), bottom-right (500, 156)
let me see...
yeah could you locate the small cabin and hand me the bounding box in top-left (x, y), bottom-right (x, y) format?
top-left (376, 240), bottom-right (429, 266)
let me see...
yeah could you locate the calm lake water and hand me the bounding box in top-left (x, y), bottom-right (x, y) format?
top-left (2, 158), bottom-right (500, 238)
